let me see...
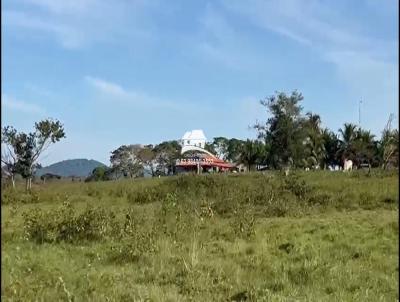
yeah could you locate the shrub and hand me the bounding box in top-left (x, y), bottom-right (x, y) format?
top-left (282, 173), bottom-right (312, 200)
top-left (107, 231), bottom-right (158, 264)
top-left (22, 202), bottom-right (118, 244)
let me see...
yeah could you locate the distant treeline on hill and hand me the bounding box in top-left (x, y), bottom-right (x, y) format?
top-left (35, 159), bottom-right (106, 178)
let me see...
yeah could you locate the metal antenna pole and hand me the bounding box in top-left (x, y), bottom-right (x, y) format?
top-left (358, 100), bottom-right (362, 127)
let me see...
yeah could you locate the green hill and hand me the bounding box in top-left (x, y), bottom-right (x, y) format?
top-left (35, 159), bottom-right (106, 178)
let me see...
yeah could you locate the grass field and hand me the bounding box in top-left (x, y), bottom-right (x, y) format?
top-left (1, 170), bottom-right (399, 301)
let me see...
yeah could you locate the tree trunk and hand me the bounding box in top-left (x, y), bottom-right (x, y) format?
top-left (26, 177), bottom-right (32, 192)
top-left (25, 178), bottom-right (29, 193)
top-left (11, 175), bottom-right (15, 189)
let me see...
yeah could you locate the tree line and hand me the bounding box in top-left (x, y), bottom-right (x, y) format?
top-left (2, 91), bottom-right (398, 187)
top-left (90, 91), bottom-right (398, 180)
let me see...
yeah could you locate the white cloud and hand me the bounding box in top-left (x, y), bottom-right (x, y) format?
top-left (3, 10), bottom-right (85, 49)
top-left (2, 94), bottom-right (45, 114)
top-left (219, 0), bottom-right (398, 134)
top-left (194, 3), bottom-right (265, 71)
top-left (84, 76), bottom-right (208, 113)
top-left (85, 76), bottom-right (129, 97)
top-left (3, 0), bottom-right (158, 49)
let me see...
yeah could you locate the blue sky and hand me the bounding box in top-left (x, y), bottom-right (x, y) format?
top-left (2, 0), bottom-right (398, 165)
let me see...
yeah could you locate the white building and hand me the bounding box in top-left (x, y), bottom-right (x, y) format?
top-left (181, 130), bottom-right (206, 149)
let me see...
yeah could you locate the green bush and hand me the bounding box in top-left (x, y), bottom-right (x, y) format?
top-left (22, 202), bottom-right (118, 244)
top-left (282, 173), bottom-right (312, 200)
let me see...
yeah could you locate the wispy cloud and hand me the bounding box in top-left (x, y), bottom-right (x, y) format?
top-left (84, 76), bottom-right (207, 113)
top-left (219, 0), bottom-right (398, 132)
top-left (194, 3), bottom-right (264, 70)
top-left (221, 0), bottom-right (395, 56)
top-left (3, 10), bottom-right (86, 49)
top-left (2, 94), bottom-right (45, 114)
top-left (85, 76), bottom-right (129, 98)
top-left (3, 0), bottom-right (158, 49)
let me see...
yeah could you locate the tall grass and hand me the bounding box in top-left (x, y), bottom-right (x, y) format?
top-left (1, 170), bottom-right (398, 301)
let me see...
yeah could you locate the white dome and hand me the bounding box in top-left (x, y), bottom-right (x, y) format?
top-left (180, 129), bottom-right (207, 148)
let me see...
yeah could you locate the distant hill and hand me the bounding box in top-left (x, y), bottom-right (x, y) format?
top-left (35, 159), bottom-right (107, 178)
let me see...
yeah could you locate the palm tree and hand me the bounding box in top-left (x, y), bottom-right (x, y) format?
top-left (354, 129), bottom-right (376, 166)
top-left (338, 123), bottom-right (358, 162)
top-left (239, 140), bottom-right (266, 171)
top-left (303, 113), bottom-right (325, 169)
top-left (306, 112), bottom-right (322, 132)
top-left (321, 128), bottom-right (340, 168)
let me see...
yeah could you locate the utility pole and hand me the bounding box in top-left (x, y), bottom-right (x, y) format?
top-left (358, 100), bottom-right (362, 127)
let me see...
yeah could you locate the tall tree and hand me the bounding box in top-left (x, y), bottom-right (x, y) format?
top-left (1, 119), bottom-right (66, 191)
top-left (153, 140), bottom-right (181, 175)
top-left (211, 137), bottom-right (229, 159)
top-left (110, 144), bottom-right (143, 178)
top-left (254, 91), bottom-right (306, 169)
top-left (302, 112), bottom-right (326, 169)
top-left (321, 128), bottom-right (340, 168)
top-left (226, 138), bottom-right (245, 163)
top-left (338, 123), bottom-right (358, 163)
top-left (354, 128), bottom-right (376, 166)
top-left (137, 145), bottom-right (158, 177)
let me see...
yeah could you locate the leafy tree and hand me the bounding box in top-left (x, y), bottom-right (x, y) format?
top-left (353, 129), bottom-right (376, 166)
top-left (254, 91), bottom-right (306, 169)
top-left (226, 138), bottom-right (245, 163)
top-left (204, 142), bottom-right (217, 155)
top-left (137, 145), bottom-right (158, 176)
top-left (153, 140), bottom-right (181, 175)
top-left (110, 144), bottom-right (143, 178)
top-left (239, 140), bottom-right (266, 171)
top-left (85, 166), bottom-right (114, 182)
top-left (1, 119), bottom-right (65, 191)
top-left (211, 137), bottom-right (229, 159)
top-left (321, 128), bottom-right (340, 168)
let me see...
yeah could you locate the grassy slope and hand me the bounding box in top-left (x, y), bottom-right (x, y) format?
top-left (1, 171), bottom-right (398, 301)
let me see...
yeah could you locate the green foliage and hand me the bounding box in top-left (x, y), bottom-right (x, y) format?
top-left (22, 203), bottom-right (117, 244)
top-left (110, 144), bottom-right (144, 178)
top-left (2, 119), bottom-right (66, 191)
top-left (283, 173), bottom-right (312, 200)
top-left (85, 166), bottom-right (113, 182)
top-left (239, 139), bottom-right (266, 171)
top-left (254, 91), bottom-right (307, 168)
top-left (1, 172), bottom-right (398, 301)
top-left (249, 91), bottom-right (395, 170)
